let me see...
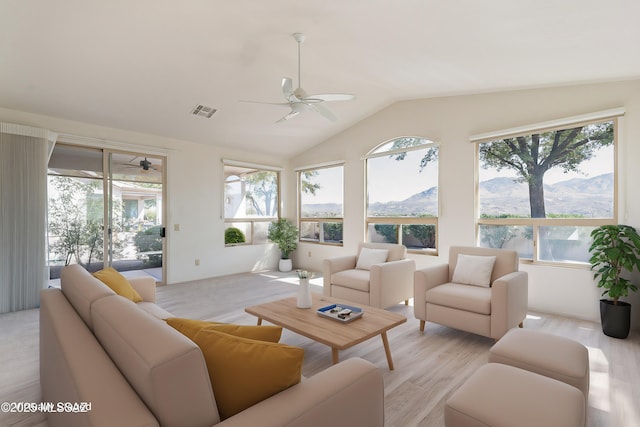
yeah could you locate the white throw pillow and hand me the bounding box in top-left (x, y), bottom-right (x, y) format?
top-left (356, 248), bottom-right (389, 270)
top-left (451, 254), bottom-right (496, 287)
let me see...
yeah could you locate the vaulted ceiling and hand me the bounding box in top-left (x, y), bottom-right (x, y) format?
top-left (2, 1), bottom-right (640, 157)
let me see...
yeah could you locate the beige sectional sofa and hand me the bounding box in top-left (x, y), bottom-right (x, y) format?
top-left (40, 264), bottom-right (384, 427)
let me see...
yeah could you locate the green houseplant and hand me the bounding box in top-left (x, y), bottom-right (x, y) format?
top-left (268, 218), bottom-right (299, 272)
top-left (589, 224), bottom-right (640, 338)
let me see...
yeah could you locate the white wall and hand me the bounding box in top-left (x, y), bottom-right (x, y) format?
top-left (290, 79), bottom-right (640, 328)
top-left (0, 107), bottom-right (286, 285)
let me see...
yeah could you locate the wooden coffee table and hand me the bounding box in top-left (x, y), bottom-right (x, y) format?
top-left (245, 294), bottom-right (406, 370)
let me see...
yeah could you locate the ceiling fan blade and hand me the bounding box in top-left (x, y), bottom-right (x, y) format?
top-left (239, 100), bottom-right (290, 106)
top-left (306, 93), bottom-right (355, 102)
top-left (310, 103), bottom-right (337, 122)
top-left (275, 110), bottom-right (300, 123)
top-left (282, 77), bottom-right (296, 101)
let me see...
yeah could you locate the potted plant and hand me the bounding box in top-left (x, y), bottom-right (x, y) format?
top-left (268, 218), bottom-right (299, 272)
top-left (589, 224), bottom-right (640, 338)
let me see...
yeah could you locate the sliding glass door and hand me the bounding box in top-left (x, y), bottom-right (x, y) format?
top-left (47, 144), bottom-right (165, 283)
top-left (107, 152), bottom-right (164, 282)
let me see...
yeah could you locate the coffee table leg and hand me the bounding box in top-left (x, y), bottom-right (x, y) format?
top-left (256, 318), bottom-right (262, 326)
top-left (381, 331), bottom-right (394, 370)
top-left (332, 348), bottom-right (339, 364)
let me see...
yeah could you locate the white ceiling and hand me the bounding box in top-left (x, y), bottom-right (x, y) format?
top-left (2, 1), bottom-right (640, 158)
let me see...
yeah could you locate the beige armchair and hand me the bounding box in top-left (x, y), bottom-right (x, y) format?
top-left (414, 246), bottom-right (528, 339)
top-left (323, 242), bottom-right (416, 309)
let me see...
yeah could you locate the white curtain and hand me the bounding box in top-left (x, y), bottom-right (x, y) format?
top-left (0, 122), bottom-right (54, 313)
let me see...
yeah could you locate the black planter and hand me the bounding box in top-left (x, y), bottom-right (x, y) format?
top-left (600, 299), bottom-right (631, 339)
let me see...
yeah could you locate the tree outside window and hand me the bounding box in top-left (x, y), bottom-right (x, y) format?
top-left (477, 118), bottom-right (616, 264)
top-left (366, 137), bottom-right (439, 253)
top-left (224, 164), bottom-right (279, 245)
top-left (48, 176), bottom-right (125, 268)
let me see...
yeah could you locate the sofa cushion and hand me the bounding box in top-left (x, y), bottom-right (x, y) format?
top-left (356, 247), bottom-right (388, 270)
top-left (452, 254), bottom-right (496, 287)
top-left (331, 269), bottom-right (371, 292)
top-left (426, 283), bottom-right (491, 315)
top-left (91, 295), bottom-right (220, 427)
top-left (60, 264), bottom-right (116, 330)
top-left (93, 267), bottom-right (143, 302)
top-left (136, 301), bottom-right (173, 320)
top-left (166, 317), bottom-right (283, 343)
top-left (192, 328), bottom-right (304, 420)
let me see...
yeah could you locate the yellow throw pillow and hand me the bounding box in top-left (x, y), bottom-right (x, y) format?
top-left (193, 328), bottom-right (303, 420)
top-left (166, 317), bottom-right (282, 343)
top-left (93, 267), bottom-right (143, 303)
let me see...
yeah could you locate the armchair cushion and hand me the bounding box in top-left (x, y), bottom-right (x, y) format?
top-left (425, 283), bottom-right (492, 315)
top-left (451, 254), bottom-right (496, 287)
top-left (356, 247), bottom-right (389, 270)
top-left (331, 269), bottom-right (371, 292)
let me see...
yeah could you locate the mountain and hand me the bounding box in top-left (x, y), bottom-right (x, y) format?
top-left (479, 173), bottom-right (613, 217)
top-left (300, 203), bottom-right (343, 217)
top-left (301, 173), bottom-right (613, 218)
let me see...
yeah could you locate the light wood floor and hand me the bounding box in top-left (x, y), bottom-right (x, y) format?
top-left (1, 270), bottom-right (639, 427)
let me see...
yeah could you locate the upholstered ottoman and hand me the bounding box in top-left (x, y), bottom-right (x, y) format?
top-left (445, 363), bottom-right (585, 427)
top-left (488, 328), bottom-right (590, 399)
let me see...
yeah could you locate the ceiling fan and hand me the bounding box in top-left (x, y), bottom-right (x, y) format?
top-left (120, 156), bottom-right (161, 173)
top-left (242, 33), bottom-right (355, 123)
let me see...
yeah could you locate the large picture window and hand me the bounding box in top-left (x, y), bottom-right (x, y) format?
top-left (223, 161), bottom-right (279, 245)
top-left (366, 137), bottom-right (439, 253)
top-left (298, 164), bottom-right (343, 245)
top-left (475, 113), bottom-right (619, 264)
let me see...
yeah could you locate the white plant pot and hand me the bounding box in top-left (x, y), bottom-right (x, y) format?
top-left (278, 258), bottom-right (293, 272)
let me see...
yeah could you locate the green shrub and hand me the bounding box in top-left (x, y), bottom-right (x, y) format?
top-left (134, 226), bottom-right (163, 267)
top-left (225, 227), bottom-right (246, 245)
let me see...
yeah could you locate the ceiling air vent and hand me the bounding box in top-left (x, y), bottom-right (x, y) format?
top-left (191, 104), bottom-right (217, 118)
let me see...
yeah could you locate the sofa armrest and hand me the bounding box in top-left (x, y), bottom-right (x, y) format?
top-left (490, 271), bottom-right (529, 339)
top-left (369, 259), bottom-right (416, 308)
top-left (323, 256), bottom-right (357, 296)
top-left (413, 264), bottom-right (449, 321)
top-left (219, 358), bottom-right (383, 427)
top-left (129, 276), bottom-right (157, 303)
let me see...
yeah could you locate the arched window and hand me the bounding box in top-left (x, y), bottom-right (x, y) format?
top-left (365, 137), bottom-right (439, 253)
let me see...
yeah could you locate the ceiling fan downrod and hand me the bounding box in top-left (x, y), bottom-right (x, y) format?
top-left (293, 32), bottom-right (305, 89)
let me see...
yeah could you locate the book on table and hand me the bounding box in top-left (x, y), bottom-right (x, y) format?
top-left (317, 303), bottom-right (363, 323)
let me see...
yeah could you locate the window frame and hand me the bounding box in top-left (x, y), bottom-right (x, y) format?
top-left (365, 137), bottom-right (439, 255)
top-left (473, 112), bottom-right (621, 267)
top-left (223, 160), bottom-right (281, 246)
top-left (297, 162), bottom-right (344, 246)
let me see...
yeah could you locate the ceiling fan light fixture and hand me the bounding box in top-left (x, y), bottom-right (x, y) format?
top-left (139, 158), bottom-right (152, 171)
